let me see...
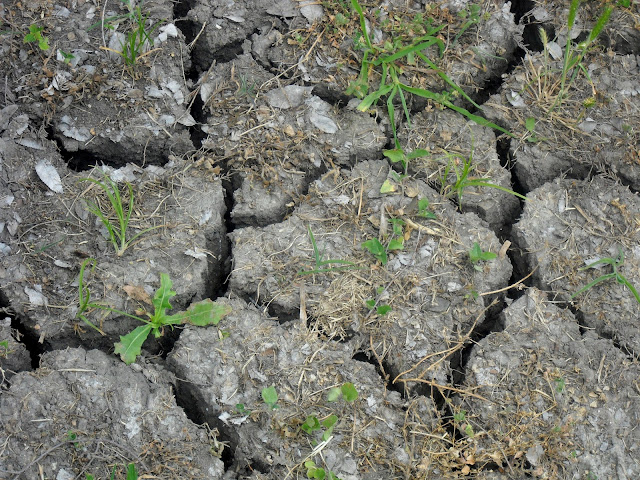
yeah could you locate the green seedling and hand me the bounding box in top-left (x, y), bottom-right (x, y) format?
top-left (101, 3), bottom-right (163, 66)
top-left (453, 409), bottom-right (475, 438)
top-left (348, 0), bottom-right (512, 147)
top-left (24, 24), bottom-right (49, 51)
top-left (0, 340), bottom-right (10, 358)
top-left (262, 386), bottom-right (279, 409)
top-left (76, 261), bottom-right (231, 364)
top-left (417, 198), bottom-right (437, 219)
top-left (469, 242), bottom-right (497, 271)
top-left (439, 148), bottom-right (526, 204)
top-left (76, 258), bottom-right (107, 335)
top-left (301, 414), bottom-right (338, 442)
top-left (554, 377), bottom-right (566, 393)
top-left (235, 403), bottom-right (252, 416)
top-left (298, 226), bottom-right (358, 275)
top-left (59, 50), bottom-right (75, 64)
top-left (571, 248), bottom-right (640, 305)
top-left (362, 238), bottom-right (387, 265)
top-left (81, 171), bottom-right (161, 257)
top-left (112, 274), bottom-right (231, 364)
top-left (452, 4), bottom-right (482, 45)
top-left (305, 459), bottom-right (341, 480)
top-left (327, 382), bottom-right (359, 403)
top-left (546, 0), bottom-right (613, 113)
top-left (366, 287), bottom-right (392, 316)
top-left (383, 147), bottom-right (430, 174)
top-left (524, 117), bottom-right (545, 143)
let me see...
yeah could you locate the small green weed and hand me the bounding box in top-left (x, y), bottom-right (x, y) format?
top-left (59, 50), bottom-right (75, 64)
top-left (416, 198), bottom-right (437, 219)
top-left (453, 409), bottom-right (475, 438)
top-left (366, 286), bottom-right (392, 316)
top-left (81, 170), bottom-right (161, 257)
top-left (571, 248), bottom-right (640, 305)
top-left (347, 0), bottom-right (512, 147)
top-left (298, 226), bottom-right (358, 275)
top-left (554, 377), bottom-right (566, 393)
top-left (469, 242), bottom-right (497, 271)
top-left (383, 147), bottom-right (430, 174)
top-left (262, 386), bottom-right (279, 409)
top-left (76, 261), bottom-right (232, 364)
top-left (452, 4), bottom-right (482, 45)
top-left (524, 117), bottom-right (545, 143)
top-left (545, 0), bottom-right (613, 113)
top-left (362, 217), bottom-right (405, 265)
top-left (327, 382), bottom-right (358, 402)
top-left (0, 340), bottom-right (10, 358)
top-left (439, 148), bottom-right (526, 204)
top-left (100, 2), bottom-right (163, 67)
top-left (305, 459), bottom-right (341, 480)
top-left (76, 258), bottom-right (107, 335)
top-left (24, 24), bottom-right (49, 51)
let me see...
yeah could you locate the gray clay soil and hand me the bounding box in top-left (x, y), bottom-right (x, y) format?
top-left (0, 0), bottom-right (639, 479)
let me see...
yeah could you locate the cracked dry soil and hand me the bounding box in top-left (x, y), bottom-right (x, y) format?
top-left (1, 0), bottom-right (639, 479)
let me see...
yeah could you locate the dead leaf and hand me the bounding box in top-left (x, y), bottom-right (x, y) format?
top-left (123, 285), bottom-right (152, 305)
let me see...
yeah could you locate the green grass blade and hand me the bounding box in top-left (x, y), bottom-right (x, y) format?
top-left (351, 0), bottom-right (373, 50)
top-left (619, 276), bottom-right (640, 305)
top-left (466, 181), bottom-right (528, 200)
top-left (401, 85), bottom-right (513, 136)
top-left (357, 83), bottom-right (395, 111)
top-left (571, 273), bottom-right (615, 298)
top-left (588, 6), bottom-right (612, 43)
top-left (378, 38), bottom-right (442, 64)
top-left (416, 52), bottom-right (480, 109)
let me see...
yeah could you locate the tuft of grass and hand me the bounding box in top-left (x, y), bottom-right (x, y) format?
top-left (347, 0), bottom-right (512, 146)
top-left (571, 248), bottom-right (640, 305)
top-left (298, 226), bottom-right (358, 275)
top-left (100, 2), bottom-right (163, 67)
top-left (80, 170), bottom-right (161, 257)
top-left (545, 0), bottom-right (613, 113)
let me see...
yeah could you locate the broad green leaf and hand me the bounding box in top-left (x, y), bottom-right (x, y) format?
top-left (341, 382), bottom-right (358, 402)
top-left (152, 273), bottom-right (175, 320)
top-left (376, 304), bottom-right (392, 315)
top-left (114, 324), bottom-right (152, 364)
top-left (525, 117), bottom-right (536, 132)
top-left (322, 414), bottom-right (338, 441)
top-left (327, 387), bottom-right (342, 402)
top-left (383, 149), bottom-right (407, 164)
top-left (262, 386), bottom-right (278, 408)
top-left (168, 299), bottom-right (232, 326)
top-left (387, 238), bottom-right (404, 251)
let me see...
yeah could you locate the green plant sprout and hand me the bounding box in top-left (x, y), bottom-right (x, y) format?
top-left (76, 261), bottom-right (232, 364)
top-left (439, 148), bottom-right (527, 204)
top-left (417, 198), bottom-right (437, 219)
top-left (0, 340), bottom-right (10, 358)
top-left (327, 382), bottom-right (359, 403)
top-left (571, 248), bottom-right (640, 305)
top-left (81, 170), bottom-right (161, 257)
top-left (452, 4), bottom-right (482, 45)
top-left (76, 258), bottom-right (107, 335)
top-left (362, 218), bottom-right (405, 266)
top-left (305, 459), bottom-right (341, 480)
top-left (262, 386), bottom-right (279, 409)
top-left (347, 0), bottom-right (512, 147)
top-left (298, 226), bottom-right (358, 275)
top-left (59, 50), bottom-right (75, 64)
top-left (453, 409), bottom-right (475, 438)
top-left (366, 289), bottom-right (392, 316)
top-left (469, 242), bottom-right (497, 271)
top-left (524, 117), bottom-right (546, 143)
top-left (546, 0), bottom-right (613, 113)
top-left (383, 147), bottom-right (430, 174)
top-left (100, 2), bottom-right (163, 66)
top-left (23, 24), bottom-right (49, 51)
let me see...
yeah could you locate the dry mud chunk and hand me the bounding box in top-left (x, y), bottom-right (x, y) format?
top-left (398, 109), bottom-right (519, 232)
top-left (0, 163), bottom-right (226, 352)
top-left (0, 347), bottom-right (224, 479)
top-left (513, 176), bottom-right (640, 352)
top-left (482, 54), bottom-right (640, 191)
top-left (168, 297), bottom-right (444, 479)
top-left (230, 160), bottom-right (511, 390)
top-left (459, 288), bottom-right (640, 479)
